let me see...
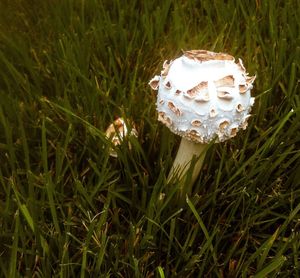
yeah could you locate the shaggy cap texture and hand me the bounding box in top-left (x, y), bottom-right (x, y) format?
top-left (149, 50), bottom-right (256, 143)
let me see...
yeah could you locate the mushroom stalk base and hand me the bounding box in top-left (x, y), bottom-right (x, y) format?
top-left (168, 138), bottom-right (207, 187)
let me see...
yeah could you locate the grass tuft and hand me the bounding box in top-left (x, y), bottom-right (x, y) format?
top-left (0, 0), bottom-right (299, 276)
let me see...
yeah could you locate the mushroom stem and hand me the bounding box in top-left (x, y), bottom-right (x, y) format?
top-left (168, 138), bottom-right (207, 187)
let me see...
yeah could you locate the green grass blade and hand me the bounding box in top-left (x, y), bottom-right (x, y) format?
top-left (253, 256), bottom-right (286, 278)
top-left (9, 210), bottom-right (20, 278)
top-left (157, 266), bottom-right (165, 278)
top-left (42, 118), bottom-right (61, 236)
top-left (186, 196), bottom-right (218, 264)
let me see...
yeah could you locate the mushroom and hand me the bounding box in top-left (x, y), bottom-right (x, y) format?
top-left (105, 117), bottom-right (138, 157)
top-left (149, 49), bottom-right (255, 187)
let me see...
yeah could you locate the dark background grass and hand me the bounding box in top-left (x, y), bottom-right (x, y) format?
top-left (0, 0), bottom-right (299, 277)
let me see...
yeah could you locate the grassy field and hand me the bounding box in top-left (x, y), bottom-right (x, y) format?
top-left (0, 0), bottom-right (300, 277)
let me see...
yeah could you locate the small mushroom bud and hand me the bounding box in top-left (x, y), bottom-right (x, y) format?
top-left (105, 117), bottom-right (138, 158)
top-left (149, 49), bottom-right (256, 193)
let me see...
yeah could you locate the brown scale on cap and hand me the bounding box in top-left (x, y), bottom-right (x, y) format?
top-left (236, 103), bottom-right (244, 112)
top-left (237, 58), bottom-right (246, 72)
top-left (239, 84), bottom-right (248, 94)
top-left (185, 81), bottom-right (208, 99)
top-left (219, 120), bottom-right (230, 130)
top-left (164, 81), bottom-right (172, 90)
top-left (230, 127), bottom-right (238, 137)
top-left (159, 99), bottom-right (164, 105)
top-left (239, 76), bottom-right (256, 94)
top-left (217, 90), bottom-right (233, 100)
top-left (241, 115), bottom-right (251, 130)
top-left (214, 75), bottom-right (235, 88)
top-left (161, 60), bottom-right (172, 77)
top-left (183, 50), bottom-right (235, 62)
top-left (241, 120), bottom-right (248, 130)
top-left (168, 101), bottom-right (182, 117)
top-left (246, 75), bottom-right (256, 85)
top-left (149, 76), bottom-right (160, 90)
top-left (183, 92), bottom-right (195, 99)
top-left (175, 89), bottom-right (181, 95)
top-left (191, 119), bottom-right (202, 127)
top-left (158, 111), bottom-right (173, 127)
top-left (210, 108), bottom-right (218, 118)
top-left (186, 129), bottom-right (202, 141)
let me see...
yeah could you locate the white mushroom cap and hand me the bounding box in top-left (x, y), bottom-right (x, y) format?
top-left (105, 117), bottom-right (138, 157)
top-left (149, 50), bottom-right (256, 143)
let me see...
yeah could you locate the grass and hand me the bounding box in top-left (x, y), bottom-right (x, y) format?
top-left (0, 0), bottom-right (299, 277)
